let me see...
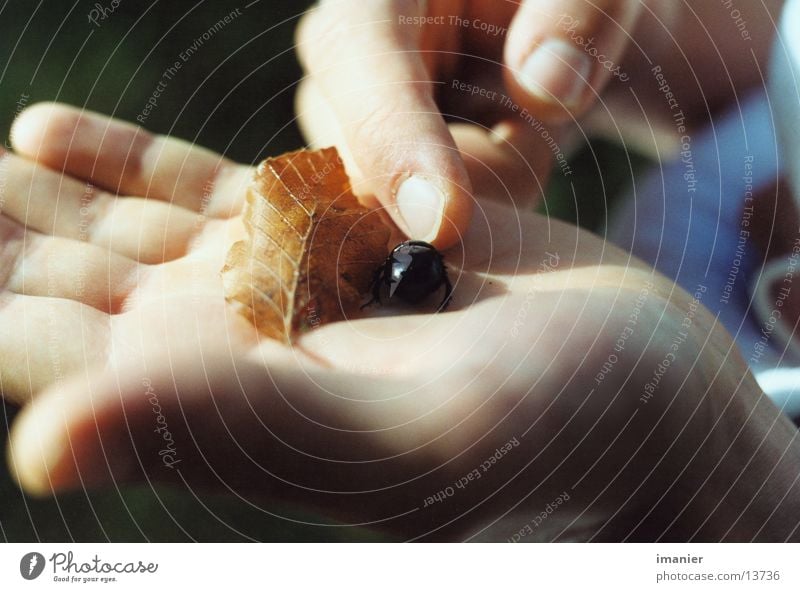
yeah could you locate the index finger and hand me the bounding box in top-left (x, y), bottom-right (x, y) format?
top-left (296, 0), bottom-right (473, 247)
top-left (10, 102), bottom-right (250, 217)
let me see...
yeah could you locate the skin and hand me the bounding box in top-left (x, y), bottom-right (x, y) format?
top-left (295, 0), bottom-right (785, 247)
top-left (3, 103), bottom-right (800, 541)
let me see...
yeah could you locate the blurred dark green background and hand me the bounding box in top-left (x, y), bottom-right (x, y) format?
top-left (0, 0), bottom-right (646, 541)
top-left (0, 0), bottom-right (310, 163)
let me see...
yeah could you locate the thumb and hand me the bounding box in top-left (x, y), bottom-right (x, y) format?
top-left (296, 0), bottom-right (473, 247)
top-left (504, 0), bottom-right (642, 122)
top-left (5, 345), bottom-right (454, 510)
top-left (6, 348), bottom-right (259, 495)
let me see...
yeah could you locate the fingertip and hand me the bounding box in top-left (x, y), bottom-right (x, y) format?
top-left (435, 183), bottom-right (474, 249)
top-left (391, 168), bottom-right (472, 249)
top-left (503, 0), bottom-right (641, 123)
top-left (10, 101), bottom-right (75, 158)
top-left (514, 38), bottom-right (594, 114)
top-left (7, 387), bottom-right (73, 496)
top-left (294, 0), bottom-right (469, 245)
top-left (503, 38), bottom-right (595, 124)
top-left (7, 370), bottom-right (133, 496)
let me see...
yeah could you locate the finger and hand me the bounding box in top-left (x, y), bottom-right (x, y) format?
top-left (7, 286), bottom-right (665, 539)
top-left (0, 293), bottom-right (109, 404)
top-left (295, 79), bottom-right (369, 201)
top-left (503, 0), bottom-right (641, 121)
top-left (299, 81), bottom-right (560, 208)
top-left (10, 102), bottom-right (250, 217)
top-left (4, 227), bottom-right (138, 314)
top-left (296, 0), bottom-right (473, 247)
top-left (0, 151), bottom-right (202, 263)
top-left (7, 346), bottom-right (469, 524)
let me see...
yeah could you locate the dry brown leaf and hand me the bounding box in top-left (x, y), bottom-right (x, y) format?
top-left (222, 147), bottom-right (391, 343)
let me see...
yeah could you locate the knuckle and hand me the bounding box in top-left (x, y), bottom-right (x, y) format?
top-left (295, 4), bottom-right (353, 71)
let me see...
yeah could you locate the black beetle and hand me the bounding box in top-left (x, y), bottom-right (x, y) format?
top-left (363, 240), bottom-right (453, 310)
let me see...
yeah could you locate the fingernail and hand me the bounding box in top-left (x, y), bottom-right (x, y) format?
top-left (395, 175), bottom-right (444, 242)
top-left (517, 38), bottom-right (592, 110)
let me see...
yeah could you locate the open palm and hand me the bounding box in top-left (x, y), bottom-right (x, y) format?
top-left (3, 103), bottom-right (781, 542)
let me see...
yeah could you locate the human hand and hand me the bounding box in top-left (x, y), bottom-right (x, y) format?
top-left (5, 103), bottom-right (799, 541)
top-left (295, 0), bottom-right (786, 248)
top-left (295, 0), bottom-right (641, 248)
